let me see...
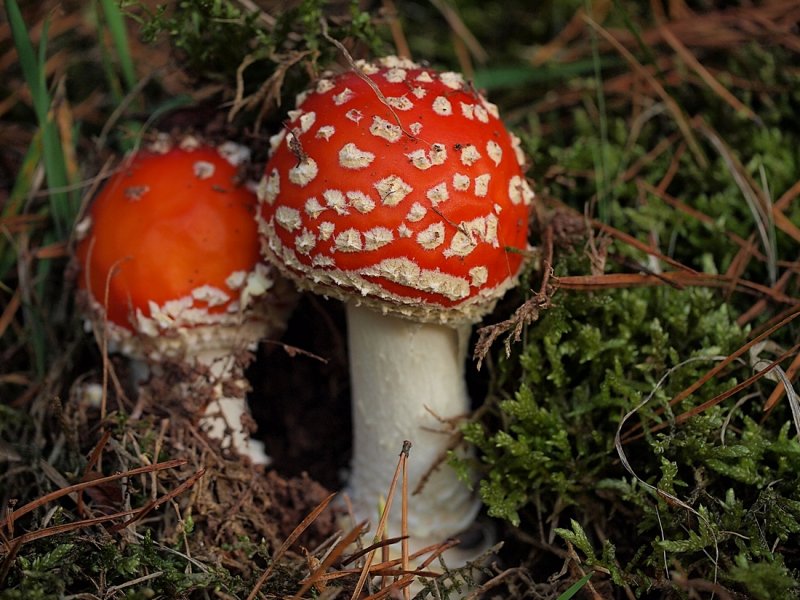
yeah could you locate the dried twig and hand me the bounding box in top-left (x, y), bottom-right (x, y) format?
top-left (249, 492), bottom-right (339, 600)
top-left (3, 462), bottom-right (199, 549)
top-left (2, 458), bottom-right (187, 539)
top-left (581, 14), bottom-right (708, 167)
top-left (556, 272), bottom-right (798, 305)
top-left (349, 441), bottom-right (411, 600)
top-left (474, 225), bottom-right (555, 368)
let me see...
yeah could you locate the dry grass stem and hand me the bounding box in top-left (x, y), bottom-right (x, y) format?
top-left (349, 441), bottom-right (410, 599)
top-left (2, 458), bottom-right (187, 538)
top-left (581, 14), bottom-right (707, 167)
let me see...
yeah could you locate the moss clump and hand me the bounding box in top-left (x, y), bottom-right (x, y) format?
top-left (460, 279), bottom-right (800, 596)
top-left (137, 0), bottom-right (384, 85)
top-left (0, 531), bottom-right (255, 600)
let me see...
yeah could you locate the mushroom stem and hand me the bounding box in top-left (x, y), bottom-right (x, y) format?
top-left (192, 348), bottom-right (271, 466)
top-left (345, 302), bottom-right (481, 544)
top-left (124, 349), bottom-right (270, 464)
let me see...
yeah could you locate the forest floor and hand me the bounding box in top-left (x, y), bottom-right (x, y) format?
top-left (2, 1), bottom-right (800, 599)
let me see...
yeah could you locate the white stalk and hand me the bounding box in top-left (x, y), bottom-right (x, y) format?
top-left (195, 348), bottom-right (271, 465)
top-left (345, 302), bottom-right (481, 546)
top-left (125, 350), bottom-right (270, 465)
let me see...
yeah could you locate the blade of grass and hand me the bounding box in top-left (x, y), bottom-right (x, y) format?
top-left (27, 263), bottom-right (49, 376)
top-left (0, 133), bottom-right (43, 280)
top-left (697, 122), bottom-right (778, 285)
top-left (98, 0), bottom-right (137, 92)
top-left (586, 0), bottom-right (610, 224)
top-left (472, 57), bottom-right (622, 90)
top-left (6, 0), bottom-right (83, 375)
top-left (6, 0), bottom-right (76, 236)
top-left (37, 51), bottom-right (74, 235)
top-left (558, 572), bottom-right (594, 600)
top-left (764, 348), bottom-right (800, 411)
top-left (6, 1), bottom-right (46, 117)
top-left (95, 7), bottom-right (126, 106)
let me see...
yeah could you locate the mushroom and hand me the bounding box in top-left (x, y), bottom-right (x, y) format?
top-left (256, 57), bottom-right (533, 555)
top-left (76, 135), bottom-right (295, 464)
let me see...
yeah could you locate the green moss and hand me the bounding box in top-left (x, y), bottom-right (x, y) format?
top-left (462, 36), bottom-right (800, 595)
top-left (461, 280), bottom-right (800, 596)
top-left (1, 530), bottom-right (274, 599)
top-left (136, 0), bottom-right (384, 86)
top-left (728, 554), bottom-right (798, 600)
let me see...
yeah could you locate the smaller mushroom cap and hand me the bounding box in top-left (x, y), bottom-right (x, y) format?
top-left (76, 138), bottom-right (291, 359)
top-left (257, 56), bottom-right (534, 324)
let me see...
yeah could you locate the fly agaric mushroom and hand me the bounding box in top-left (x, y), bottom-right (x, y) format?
top-left (257, 56), bottom-right (534, 554)
top-left (76, 135), bottom-right (294, 464)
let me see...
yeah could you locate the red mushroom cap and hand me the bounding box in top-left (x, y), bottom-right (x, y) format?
top-left (76, 137), bottom-right (286, 358)
top-left (257, 56), bottom-right (533, 324)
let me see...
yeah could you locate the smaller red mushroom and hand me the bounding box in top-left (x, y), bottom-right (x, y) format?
top-left (76, 135), bottom-right (294, 463)
top-left (257, 56), bottom-right (534, 558)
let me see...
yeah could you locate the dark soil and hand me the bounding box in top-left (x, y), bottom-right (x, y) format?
top-left (249, 294), bottom-right (352, 489)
